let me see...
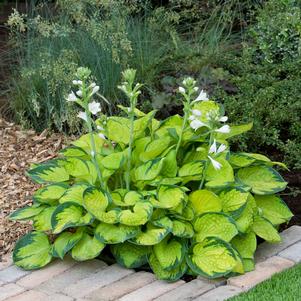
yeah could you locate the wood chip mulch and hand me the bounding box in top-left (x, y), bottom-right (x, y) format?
top-left (0, 118), bottom-right (72, 259)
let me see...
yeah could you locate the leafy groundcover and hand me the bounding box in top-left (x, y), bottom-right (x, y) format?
top-left (10, 68), bottom-right (292, 281)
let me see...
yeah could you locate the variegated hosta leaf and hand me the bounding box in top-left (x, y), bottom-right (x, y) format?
top-left (235, 198), bottom-right (255, 233)
top-left (152, 216), bottom-right (173, 231)
top-left (219, 189), bottom-right (249, 216)
top-left (83, 187), bottom-right (109, 218)
top-left (130, 224), bottom-right (169, 246)
top-left (111, 242), bottom-right (149, 268)
top-left (252, 215), bottom-right (281, 243)
top-left (205, 158), bottom-right (234, 188)
top-left (194, 212), bottom-right (238, 242)
top-left (59, 183), bottom-right (90, 205)
top-left (33, 207), bottom-right (56, 231)
top-left (149, 253), bottom-right (187, 281)
top-left (33, 183), bottom-right (69, 204)
top-left (95, 223), bottom-right (140, 244)
top-left (139, 136), bottom-right (171, 162)
top-left (173, 203), bottom-right (195, 221)
top-left (153, 236), bottom-right (186, 270)
top-left (156, 185), bottom-right (186, 209)
top-left (27, 162), bottom-right (69, 184)
top-left (186, 237), bottom-right (237, 278)
top-left (236, 166), bottom-right (287, 195)
top-left (189, 190), bottom-right (222, 215)
top-left (231, 231), bottom-right (257, 259)
top-left (178, 161), bottom-right (203, 183)
top-left (161, 149), bottom-right (178, 178)
top-left (231, 249), bottom-right (245, 275)
top-left (229, 153), bottom-right (256, 168)
top-left (51, 202), bottom-right (93, 234)
top-left (52, 228), bottom-right (84, 259)
top-left (119, 201), bottom-right (153, 226)
top-left (59, 145), bottom-right (89, 158)
top-left (71, 233), bottom-right (105, 261)
top-left (65, 158), bottom-right (97, 184)
top-left (101, 151), bottom-right (125, 170)
top-left (10, 204), bottom-right (46, 221)
top-left (13, 232), bottom-right (52, 270)
top-left (134, 158), bottom-right (164, 181)
top-left (242, 258), bottom-right (255, 272)
top-left (106, 117), bottom-right (130, 144)
top-left (172, 220), bottom-right (194, 238)
top-left (112, 190), bottom-right (142, 207)
top-left (71, 133), bottom-right (105, 154)
top-left (254, 195), bottom-right (293, 225)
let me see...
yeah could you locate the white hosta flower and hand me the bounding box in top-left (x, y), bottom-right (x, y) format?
top-left (193, 87), bottom-right (199, 92)
top-left (76, 90), bottom-right (83, 97)
top-left (191, 109), bottom-right (202, 117)
top-left (190, 119), bottom-right (207, 131)
top-left (219, 116), bottom-right (228, 122)
top-left (77, 111), bottom-right (88, 122)
top-left (189, 115), bottom-right (196, 121)
top-left (66, 91), bottom-right (78, 102)
top-left (88, 101), bottom-right (101, 115)
top-left (208, 156), bottom-right (222, 170)
top-left (97, 125), bottom-right (104, 131)
top-left (91, 151), bottom-right (95, 157)
top-left (98, 133), bottom-right (106, 140)
top-left (72, 80), bottom-right (82, 86)
top-left (179, 86), bottom-right (186, 94)
top-left (91, 85), bottom-right (100, 95)
top-left (217, 143), bottom-right (227, 154)
top-left (89, 82), bottom-right (96, 88)
top-left (209, 139), bottom-right (217, 154)
top-left (195, 90), bottom-right (209, 102)
top-left (215, 125), bottom-right (230, 134)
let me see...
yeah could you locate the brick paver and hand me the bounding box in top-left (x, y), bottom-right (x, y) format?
top-left (0, 225), bottom-right (300, 301)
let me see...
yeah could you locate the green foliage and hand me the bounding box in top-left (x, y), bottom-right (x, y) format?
top-left (10, 69), bottom-right (291, 281)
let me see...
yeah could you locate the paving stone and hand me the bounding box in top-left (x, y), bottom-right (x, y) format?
top-left (0, 283), bottom-right (25, 301)
top-left (278, 241), bottom-right (301, 263)
top-left (86, 271), bottom-right (156, 301)
top-left (38, 259), bottom-right (107, 294)
top-left (255, 226), bottom-right (301, 262)
top-left (228, 256), bottom-right (295, 290)
top-left (197, 276), bottom-right (226, 287)
top-left (0, 254), bottom-right (13, 271)
top-left (63, 264), bottom-right (134, 298)
top-left (4, 290), bottom-right (47, 301)
top-left (44, 293), bottom-right (74, 301)
top-left (0, 281), bottom-right (4, 287)
top-left (118, 279), bottom-right (185, 301)
top-left (193, 285), bottom-right (243, 301)
top-left (154, 279), bottom-right (214, 301)
top-left (0, 265), bottom-right (30, 283)
top-left (17, 257), bottom-right (77, 289)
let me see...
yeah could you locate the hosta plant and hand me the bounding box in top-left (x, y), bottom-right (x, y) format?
top-left (10, 67), bottom-right (293, 280)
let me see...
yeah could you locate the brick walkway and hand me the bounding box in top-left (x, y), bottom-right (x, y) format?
top-left (0, 226), bottom-right (300, 301)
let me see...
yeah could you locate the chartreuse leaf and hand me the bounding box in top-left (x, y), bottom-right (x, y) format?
top-left (254, 195), bottom-right (293, 225)
top-left (83, 187), bottom-right (109, 218)
top-left (59, 183), bottom-right (90, 205)
top-left (131, 223), bottom-right (169, 245)
top-left (10, 204), bottom-right (46, 221)
top-left (71, 233), bottom-right (105, 261)
top-left (107, 117), bottom-right (130, 144)
top-left (134, 158), bottom-right (164, 181)
top-left (156, 185), bottom-right (186, 209)
top-left (119, 201), bottom-right (153, 226)
top-left (51, 202), bottom-right (93, 234)
top-left (13, 232), bottom-right (52, 270)
top-left (33, 207), bottom-right (56, 231)
top-left (149, 253), bottom-right (187, 281)
top-left (27, 162), bottom-right (69, 184)
top-left (205, 158), bottom-right (234, 188)
top-left (193, 100), bottom-right (221, 123)
top-left (186, 237), bottom-right (237, 278)
top-left (153, 236), bottom-right (186, 271)
top-left (33, 183), bottom-right (69, 204)
top-left (172, 220), bottom-right (194, 238)
top-left (235, 198), bottom-right (255, 233)
top-left (216, 122), bottom-right (253, 140)
top-left (59, 146), bottom-right (88, 158)
top-left (189, 190), bottom-right (222, 215)
top-left (65, 158), bottom-right (97, 184)
top-left (52, 228), bottom-right (84, 259)
top-left (178, 161), bottom-right (203, 183)
top-left (152, 216), bottom-right (173, 231)
top-left (252, 215), bottom-right (281, 243)
top-left (161, 149), bottom-right (178, 178)
top-left (219, 189), bottom-right (249, 216)
top-left (95, 223), bottom-right (140, 244)
top-left (231, 231), bottom-right (257, 259)
top-left (242, 259), bottom-right (255, 272)
top-left (111, 242), bottom-right (149, 268)
top-left (139, 136), bottom-right (171, 162)
top-left (194, 212), bottom-right (238, 242)
top-left (101, 151), bottom-right (125, 170)
top-left (229, 153), bottom-right (256, 168)
top-left (236, 166), bottom-right (287, 195)
top-left (72, 133), bottom-right (105, 154)
top-left (112, 190), bottom-right (142, 207)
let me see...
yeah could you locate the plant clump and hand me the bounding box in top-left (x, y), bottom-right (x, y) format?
top-left (10, 68), bottom-right (292, 281)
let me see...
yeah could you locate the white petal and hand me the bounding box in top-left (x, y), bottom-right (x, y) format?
top-left (90, 151), bottom-right (95, 157)
top-left (88, 101), bottom-right (101, 115)
top-left (66, 91), bottom-right (78, 102)
top-left (90, 82), bottom-right (96, 88)
top-left (190, 119), bottom-right (206, 130)
top-left (195, 89), bottom-right (209, 102)
top-left (97, 125), bottom-right (104, 131)
top-left (193, 87), bottom-right (199, 92)
top-left (219, 116), bottom-right (228, 122)
top-left (77, 111), bottom-right (88, 122)
top-left (76, 90), bottom-right (83, 97)
top-left (209, 139), bottom-right (217, 154)
top-left (217, 144), bottom-right (227, 154)
top-left (179, 86), bottom-right (186, 93)
top-left (72, 80), bottom-right (78, 85)
top-left (189, 115), bottom-right (196, 121)
top-left (208, 156), bottom-right (222, 170)
top-left (91, 86), bottom-right (100, 95)
top-left (215, 125), bottom-right (230, 133)
top-left (192, 109), bottom-right (202, 117)
top-left (98, 133), bottom-right (106, 140)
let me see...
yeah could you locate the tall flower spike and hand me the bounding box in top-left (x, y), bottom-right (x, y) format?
top-left (179, 87), bottom-right (186, 94)
top-left (209, 139), bottom-right (217, 154)
top-left (208, 156), bottom-right (222, 170)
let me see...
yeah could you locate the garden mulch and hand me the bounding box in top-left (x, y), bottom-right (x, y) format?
top-left (0, 118), bottom-right (71, 258)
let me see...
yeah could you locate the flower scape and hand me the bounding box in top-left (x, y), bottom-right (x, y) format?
top-left (9, 68), bottom-right (293, 281)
